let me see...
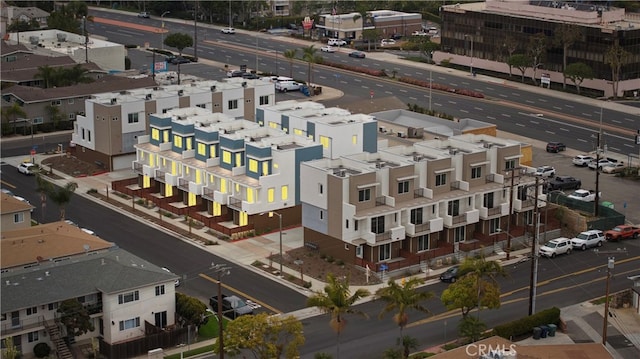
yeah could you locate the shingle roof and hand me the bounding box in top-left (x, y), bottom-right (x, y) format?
top-left (0, 53), bottom-right (103, 83)
top-left (3, 76), bottom-right (158, 102)
top-left (0, 41), bottom-right (32, 56)
top-left (0, 192), bottom-right (34, 214)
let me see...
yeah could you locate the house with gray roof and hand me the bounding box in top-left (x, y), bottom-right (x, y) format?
top-left (0, 5), bottom-right (49, 34)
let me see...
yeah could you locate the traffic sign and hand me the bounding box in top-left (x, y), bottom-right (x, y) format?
top-left (30, 149), bottom-right (36, 156)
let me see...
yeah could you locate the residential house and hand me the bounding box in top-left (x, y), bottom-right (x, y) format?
top-left (72, 78), bottom-right (275, 171)
top-left (0, 192), bottom-right (34, 231)
top-left (436, 0), bottom-right (640, 97)
top-left (0, 222), bottom-right (179, 358)
top-left (0, 5), bottom-right (49, 34)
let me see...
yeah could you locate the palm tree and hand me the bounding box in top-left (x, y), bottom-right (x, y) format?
top-left (306, 274), bottom-right (370, 359)
top-left (48, 181), bottom-right (78, 220)
top-left (67, 64), bottom-right (93, 85)
top-left (283, 49), bottom-right (297, 78)
top-left (2, 103), bottom-right (27, 135)
top-left (604, 43), bottom-right (631, 99)
top-left (35, 174), bottom-right (53, 223)
top-left (35, 65), bottom-right (58, 88)
top-left (301, 45), bottom-right (318, 87)
top-left (375, 278), bottom-right (433, 349)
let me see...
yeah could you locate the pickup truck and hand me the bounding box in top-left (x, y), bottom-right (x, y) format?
top-left (567, 189), bottom-right (600, 202)
top-left (209, 294), bottom-right (254, 319)
top-left (547, 176), bottom-right (581, 191)
top-left (604, 225), bottom-right (640, 241)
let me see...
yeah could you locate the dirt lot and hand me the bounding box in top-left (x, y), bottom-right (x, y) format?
top-left (41, 154), bottom-right (105, 177)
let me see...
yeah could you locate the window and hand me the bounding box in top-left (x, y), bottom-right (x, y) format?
top-left (483, 192), bottom-right (495, 208)
top-left (68, 113), bottom-right (76, 120)
top-left (319, 184), bottom-right (323, 194)
top-left (355, 245), bottom-right (363, 258)
top-left (196, 104), bottom-right (206, 108)
top-left (371, 216), bottom-right (385, 234)
top-left (410, 208), bottom-right (423, 224)
top-left (51, 100), bottom-right (61, 106)
top-left (489, 218), bottom-right (500, 234)
top-left (119, 317), bottom-right (141, 331)
top-left (435, 173), bottom-right (447, 186)
top-left (505, 159), bottom-right (516, 171)
top-left (28, 331), bottom-right (39, 343)
top-left (222, 150), bottom-right (231, 164)
top-left (48, 303), bottom-right (58, 311)
top-left (281, 185), bottom-right (288, 200)
top-left (14, 213), bottom-right (24, 223)
top-left (26, 307), bottom-right (37, 315)
top-left (151, 128), bottom-right (160, 141)
top-left (471, 166), bottom-right (482, 179)
top-left (454, 226), bottom-right (465, 242)
top-left (118, 290), bottom-right (139, 304)
top-left (259, 95), bottom-right (269, 105)
top-left (155, 285), bottom-right (165, 296)
top-left (398, 180), bottom-right (409, 194)
top-left (248, 159), bottom-right (258, 173)
top-left (352, 135), bottom-right (357, 144)
top-left (32, 117), bottom-right (43, 124)
top-left (268, 187), bottom-right (275, 203)
top-left (358, 188), bottom-right (371, 202)
top-left (447, 200), bottom-right (460, 216)
top-left (320, 211), bottom-right (323, 220)
top-left (379, 243), bottom-right (391, 261)
top-left (174, 135), bottom-right (183, 148)
top-left (128, 113), bottom-right (139, 124)
top-left (417, 234), bottom-right (429, 251)
top-left (345, 219), bottom-right (349, 229)
top-left (354, 220), bottom-right (358, 231)
top-left (228, 99), bottom-right (238, 109)
top-left (523, 210), bottom-right (534, 225)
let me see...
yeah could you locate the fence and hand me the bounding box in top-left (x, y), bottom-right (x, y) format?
top-left (548, 192), bottom-right (625, 231)
top-left (99, 325), bottom-right (188, 359)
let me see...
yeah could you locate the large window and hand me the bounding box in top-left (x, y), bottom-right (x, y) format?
top-left (128, 113), bottom-right (139, 124)
top-left (398, 180), bottom-right (409, 194)
top-left (155, 285), bottom-right (165, 296)
top-left (379, 243), bottom-right (391, 261)
top-left (13, 213), bottom-right (24, 223)
top-left (228, 99), bottom-right (238, 109)
top-left (483, 192), bottom-right (495, 208)
top-left (28, 331), bottom-right (38, 343)
top-left (410, 208), bottom-right (423, 224)
top-left (371, 216), bottom-right (385, 234)
top-left (417, 234), bottom-right (429, 251)
top-left (505, 159), bottom-right (517, 171)
top-left (259, 95), bottom-right (269, 105)
top-left (454, 226), bottom-right (465, 243)
top-left (447, 200), bottom-right (460, 216)
top-left (435, 173), bottom-right (447, 186)
top-left (358, 188), bottom-right (371, 202)
top-left (471, 166), bottom-right (482, 179)
top-left (118, 290), bottom-right (139, 304)
top-left (119, 317), bottom-right (141, 331)
top-left (489, 218), bottom-right (500, 234)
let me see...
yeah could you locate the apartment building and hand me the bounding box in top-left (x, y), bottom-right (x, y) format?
top-left (436, 0), bottom-right (640, 97)
top-left (0, 192), bottom-right (34, 231)
top-left (0, 222), bottom-right (178, 357)
top-left (72, 78), bottom-right (275, 171)
top-left (300, 133), bottom-right (544, 271)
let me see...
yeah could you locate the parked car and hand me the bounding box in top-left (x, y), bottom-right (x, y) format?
top-left (348, 51), bottom-right (366, 59)
top-left (567, 189), bottom-right (599, 202)
top-left (439, 265), bottom-right (460, 283)
top-left (275, 81), bottom-right (303, 92)
top-left (227, 69), bottom-right (245, 78)
top-left (328, 38), bottom-right (347, 46)
top-left (380, 39), bottom-right (396, 46)
top-left (601, 162), bottom-right (626, 174)
top-left (572, 155), bottom-right (595, 167)
top-left (221, 27), bottom-right (235, 34)
top-left (17, 162), bottom-right (35, 175)
top-left (137, 12), bottom-right (150, 18)
top-left (547, 176), bottom-right (581, 191)
top-left (320, 46), bottom-right (336, 53)
top-left (241, 72), bottom-right (259, 80)
top-left (533, 165), bottom-right (555, 178)
top-left (539, 238), bottom-right (572, 258)
top-left (546, 142), bottom-right (566, 153)
top-left (210, 294), bottom-right (254, 319)
top-left (570, 230), bottom-right (605, 250)
top-left (412, 31), bottom-right (429, 36)
top-left (588, 158), bottom-right (617, 170)
top-left (604, 225), bottom-right (640, 241)
top-left (170, 57), bottom-right (190, 65)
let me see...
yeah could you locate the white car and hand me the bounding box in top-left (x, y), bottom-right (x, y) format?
top-left (539, 238), bottom-right (572, 258)
top-left (601, 162), bottom-right (625, 174)
top-left (567, 189), bottom-right (599, 202)
top-left (570, 230), bottom-right (605, 250)
top-left (588, 158), bottom-right (615, 170)
top-left (572, 155), bottom-right (594, 167)
top-left (320, 46), bottom-right (336, 53)
top-left (162, 267), bottom-right (181, 287)
top-left (533, 165), bottom-right (555, 178)
top-left (328, 38), bottom-right (347, 46)
top-left (221, 27), bottom-right (235, 34)
top-left (380, 39), bottom-right (396, 46)
top-left (17, 162), bottom-right (35, 175)
top-left (412, 31), bottom-right (429, 36)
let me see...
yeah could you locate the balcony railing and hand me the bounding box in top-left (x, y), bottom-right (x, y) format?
top-left (228, 196), bottom-right (242, 211)
top-left (414, 188), bottom-right (430, 199)
top-left (375, 196), bottom-right (386, 206)
top-left (486, 174), bottom-right (495, 183)
top-left (413, 222), bottom-right (430, 233)
top-left (375, 231), bottom-right (391, 242)
top-left (155, 168), bottom-right (168, 183)
top-left (451, 181), bottom-right (460, 190)
top-left (452, 214), bottom-right (466, 224)
top-left (133, 161), bottom-right (143, 174)
top-left (202, 187), bottom-right (215, 201)
top-left (178, 178), bottom-right (190, 191)
top-left (487, 206), bottom-right (502, 216)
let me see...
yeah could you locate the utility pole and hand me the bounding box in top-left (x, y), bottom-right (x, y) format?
top-left (602, 257), bottom-right (614, 345)
top-left (83, 16), bottom-right (88, 63)
top-left (211, 263), bottom-right (231, 359)
top-left (505, 167), bottom-right (517, 260)
top-left (528, 175), bottom-right (540, 316)
top-left (595, 106), bottom-right (603, 216)
top-left (193, 0), bottom-right (198, 62)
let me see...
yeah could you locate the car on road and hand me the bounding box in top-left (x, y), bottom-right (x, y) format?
top-left (320, 46), bottom-right (336, 53)
top-left (439, 265), bottom-right (460, 283)
top-left (241, 72), bottom-right (259, 80)
top-left (227, 69), bottom-right (245, 78)
top-left (348, 51), bottom-right (366, 59)
top-left (588, 158), bottom-right (617, 170)
top-left (169, 57), bottom-right (190, 65)
top-left (380, 39), bottom-right (396, 46)
top-left (328, 38), bottom-right (347, 46)
top-left (17, 162), bottom-right (35, 175)
top-left (539, 238), bottom-right (572, 258)
top-left (604, 225), bottom-right (640, 241)
top-left (137, 12), bottom-right (150, 18)
top-left (567, 189), bottom-right (599, 202)
top-left (547, 176), bottom-right (581, 191)
top-left (275, 81), bottom-right (303, 93)
top-left (221, 27), bottom-right (235, 34)
top-left (546, 142), bottom-right (566, 153)
top-left (570, 230), bottom-right (605, 250)
top-left (210, 294), bottom-right (254, 319)
top-left (412, 31), bottom-right (429, 36)
top-left (162, 267), bottom-right (181, 287)
top-left (533, 165), bottom-right (555, 178)
top-left (572, 155), bottom-right (595, 167)
top-left (601, 162), bottom-right (626, 174)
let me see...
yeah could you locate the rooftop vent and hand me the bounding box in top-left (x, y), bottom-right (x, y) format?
top-left (110, 98), bottom-right (117, 105)
top-left (56, 33), bottom-right (67, 42)
top-left (145, 93), bottom-right (152, 100)
top-left (178, 89), bottom-right (184, 96)
top-left (210, 85), bottom-right (216, 92)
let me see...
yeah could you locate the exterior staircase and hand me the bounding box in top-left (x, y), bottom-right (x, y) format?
top-left (43, 320), bottom-right (73, 359)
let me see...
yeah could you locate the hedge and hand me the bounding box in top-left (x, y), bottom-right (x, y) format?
top-left (492, 307), bottom-right (561, 339)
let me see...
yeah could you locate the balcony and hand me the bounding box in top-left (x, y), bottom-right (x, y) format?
top-left (414, 188), bottom-right (433, 199)
top-left (133, 161), bottom-right (143, 175)
top-left (228, 196), bottom-right (242, 211)
top-left (1, 316), bottom-right (46, 337)
top-left (444, 209), bottom-right (480, 227)
top-left (155, 168), bottom-right (168, 183)
top-left (202, 186), bottom-right (215, 201)
top-left (178, 178), bottom-right (190, 191)
top-left (375, 196), bottom-right (386, 206)
top-left (406, 217), bottom-right (444, 235)
top-left (479, 203), bottom-right (508, 219)
top-left (514, 198), bottom-right (535, 211)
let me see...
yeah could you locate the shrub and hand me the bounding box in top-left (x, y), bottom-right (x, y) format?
top-left (33, 342), bottom-right (51, 358)
top-left (326, 255), bottom-right (335, 263)
top-left (87, 188), bottom-right (98, 194)
top-left (492, 307), bottom-right (561, 339)
top-left (303, 281), bottom-right (312, 288)
top-left (336, 259), bottom-right (345, 266)
top-left (319, 253), bottom-right (327, 260)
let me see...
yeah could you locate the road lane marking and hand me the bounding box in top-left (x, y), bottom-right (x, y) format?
top-left (516, 123), bottom-right (525, 127)
top-left (530, 120), bottom-right (539, 124)
top-left (553, 106), bottom-right (562, 110)
top-left (511, 92), bottom-right (521, 96)
top-left (474, 107), bottom-right (483, 111)
top-left (538, 99), bottom-right (547, 102)
top-left (448, 101), bottom-right (457, 104)
top-left (625, 144), bottom-right (634, 148)
top-left (1, 180), bottom-right (17, 189)
top-left (582, 113), bottom-right (592, 117)
top-left (502, 114), bottom-right (511, 117)
top-left (560, 128), bottom-right (569, 132)
top-left (107, 31), bottom-right (131, 37)
top-left (499, 94), bottom-right (508, 98)
top-left (565, 104), bottom-right (574, 108)
top-left (409, 97), bottom-right (417, 100)
top-left (199, 273), bottom-right (282, 314)
top-left (624, 118), bottom-right (634, 122)
top-left (525, 100), bottom-right (535, 104)
top-left (609, 146), bottom-right (620, 152)
top-left (399, 89), bottom-right (408, 93)
top-left (460, 109), bottom-right (469, 113)
top-left (486, 116), bottom-right (496, 120)
top-left (578, 139), bottom-right (587, 142)
top-left (612, 119), bottom-right (621, 124)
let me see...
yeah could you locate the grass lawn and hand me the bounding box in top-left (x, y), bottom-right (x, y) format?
top-left (164, 316), bottom-right (230, 359)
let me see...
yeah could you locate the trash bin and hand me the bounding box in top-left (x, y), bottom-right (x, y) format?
top-left (300, 86), bottom-right (310, 97)
top-left (532, 327), bottom-right (542, 340)
top-left (540, 325), bottom-right (549, 338)
top-left (548, 324), bottom-right (557, 337)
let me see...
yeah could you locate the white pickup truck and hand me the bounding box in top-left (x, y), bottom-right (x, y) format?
top-left (567, 189), bottom-right (600, 202)
top-left (275, 81), bottom-right (303, 93)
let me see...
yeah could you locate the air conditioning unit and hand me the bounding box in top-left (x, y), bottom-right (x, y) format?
top-left (210, 85), bottom-right (216, 92)
top-left (145, 94), bottom-right (152, 100)
top-left (110, 98), bottom-right (117, 105)
top-left (178, 90), bottom-right (184, 96)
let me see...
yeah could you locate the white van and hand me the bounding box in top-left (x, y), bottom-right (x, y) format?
top-left (262, 76), bottom-right (294, 83)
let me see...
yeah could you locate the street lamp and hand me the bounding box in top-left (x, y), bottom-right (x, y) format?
top-left (464, 34), bottom-right (474, 76)
top-left (161, 11), bottom-right (170, 50)
top-left (210, 263), bottom-right (231, 359)
top-left (260, 211), bottom-right (283, 276)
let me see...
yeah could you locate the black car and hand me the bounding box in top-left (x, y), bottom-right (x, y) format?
top-left (547, 175), bottom-right (582, 191)
top-left (348, 51), bottom-right (366, 59)
top-left (170, 57), bottom-right (190, 65)
top-left (439, 265), bottom-right (460, 283)
top-left (242, 72), bottom-right (259, 80)
top-left (546, 142), bottom-right (566, 153)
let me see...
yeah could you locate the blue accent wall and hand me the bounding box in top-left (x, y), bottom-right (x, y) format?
top-left (363, 121), bottom-right (378, 153)
top-left (294, 144), bottom-right (323, 204)
top-left (194, 129), bottom-right (220, 162)
top-left (306, 122), bottom-right (315, 139)
top-left (149, 115), bottom-right (172, 146)
top-left (281, 115), bottom-right (289, 133)
top-left (256, 108), bottom-right (264, 125)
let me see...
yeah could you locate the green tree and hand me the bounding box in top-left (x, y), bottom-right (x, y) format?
top-left (164, 32), bottom-right (194, 84)
top-left (65, 64), bottom-right (93, 86)
top-left (217, 313), bottom-right (304, 359)
top-left (501, 35), bottom-right (519, 74)
top-left (2, 102), bottom-right (27, 135)
top-left (362, 28), bottom-right (382, 51)
top-left (507, 54), bottom-right (529, 83)
top-left (58, 298), bottom-right (95, 340)
top-left (458, 315), bottom-right (486, 343)
top-left (441, 274), bottom-right (484, 318)
top-left (283, 49), bottom-right (297, 78)
top-left (47, 1), bottom-right (90, 34)
top-left (1, 337), bottom-right (20, 359)
top-left (47, 180), bottom-right (78, 220)
top-left (604, 43), bottom-right (631, 99)
top-left (382, 335), bottom-right (419, 359)
top-left (553, 23), bottom-right (582, 89)
top-left (526, 32), bottom-right (548, 85)
top-left (175, 292), bottom-right (208, 341)
top-left (375, 278), bottom-right (433, 344)
top-left (301, 45), bottom-right (318, 87)
top-left (7, 18), bottom-right (40, 32)
top-left (35, 65), bottom-right (59, 89)
top-left (307, 274), bottom-right (370, 359)
top-left (564, 62), bottom-right (594, 94)
top-left (419, 38), bottom-right (439, 63)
